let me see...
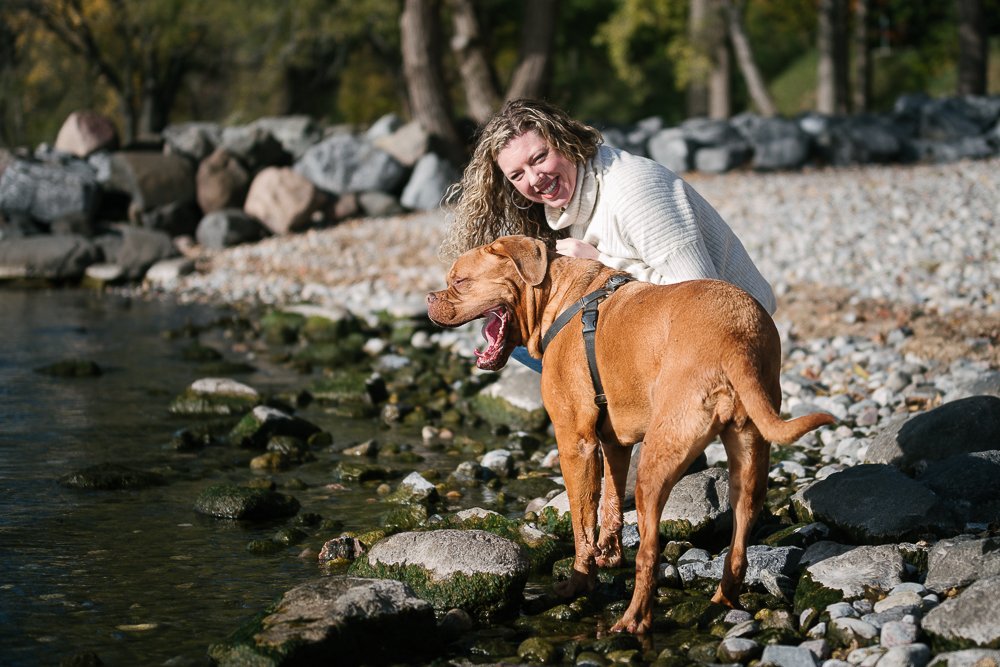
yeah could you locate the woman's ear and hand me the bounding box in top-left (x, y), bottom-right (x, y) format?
top-left (489, 235), bottom-right (548, 286)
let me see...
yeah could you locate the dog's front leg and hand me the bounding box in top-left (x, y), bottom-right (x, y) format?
top-left (552, 428), bottom-right (602, 598)
top-left (595, 441), bottom-right (631, 568)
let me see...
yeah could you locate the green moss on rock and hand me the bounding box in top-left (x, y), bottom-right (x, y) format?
top-left (194, 484), bottom-right (300, 520)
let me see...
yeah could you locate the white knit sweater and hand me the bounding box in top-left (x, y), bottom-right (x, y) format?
top-left (544, 144), bottom-right (776, 314)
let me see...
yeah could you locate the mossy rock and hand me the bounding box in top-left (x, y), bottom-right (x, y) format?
top-left (309, 371), bottom-right (372, 403)
top-left (518, 636), bottom-right (559, 664)
top-left (292, 335), bottom-right (366, 368)
top-left (301, 313), bottom-right (364, 342)
top-left (501, 476), bottom-right (562, 502)
top-left (336, 461), bottom-right (395, 484)
top-left (194, 484), bottom-right (300, 520)
top-left (437, 511), bottom-right (564, 573)
top-left (470, 392), bottom-right (549, 433)
top-left (227, 405), bottom-right (321, 449)
top-left (662, 597), bottom-right (729, 629)
top-left (179, 343), bottom-right (223, 362)
top-left (169, 378), bottom-right (259, 416)
top-left (259, 310), bottom-right (305, 345)
top-left (379, 504), bottom-right (429, 532)
top-left (34, 358), bottom-right (102, 377)
top-left (58, 463), bottom-right (166, 490)
top-left (536, 505), bottom-right (574, 541)
top-left (793, 570), bottom-right (844, 616)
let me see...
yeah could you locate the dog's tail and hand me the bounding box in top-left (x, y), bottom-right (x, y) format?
top-left (728, 358), bottom-right (836, 445)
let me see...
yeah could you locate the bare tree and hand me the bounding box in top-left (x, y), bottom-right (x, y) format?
top-left (722, 0), bottom-right (776, 116)
top-left (449, 0), bottom-right (501, 125)
top-left (505, 0), bottom-right (558, 102)
top-left (956, 0), bottom-right (987, 95)
top-left (688, 0), bottom-right (731, 119)
top-left (400, 0), bottom-right (463, 160)
top-left (817, 0), bottom-right (850, 114)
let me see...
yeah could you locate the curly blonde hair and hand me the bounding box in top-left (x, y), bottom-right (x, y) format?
top-left (439, 98), bottom-right (604, 261)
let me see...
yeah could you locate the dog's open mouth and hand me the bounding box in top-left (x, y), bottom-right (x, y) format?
top-left (474, 307), bottom-right (511, 370)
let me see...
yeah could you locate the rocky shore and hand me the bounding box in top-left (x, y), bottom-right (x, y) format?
top-left (50, 156), bottom-right (992, 666)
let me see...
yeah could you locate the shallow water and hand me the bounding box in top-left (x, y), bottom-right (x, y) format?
top-left (0, 288), bottom-right (487, 666)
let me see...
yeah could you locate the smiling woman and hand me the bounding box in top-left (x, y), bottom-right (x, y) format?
top-left (441, 98), bottom-right (777, 373)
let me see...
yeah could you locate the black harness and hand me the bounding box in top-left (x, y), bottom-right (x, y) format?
top-left (539, 273), bottom-right (633, 429)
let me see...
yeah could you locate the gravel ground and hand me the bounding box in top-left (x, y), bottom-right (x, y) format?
top-left (144, 157), bottom-right (999, 375)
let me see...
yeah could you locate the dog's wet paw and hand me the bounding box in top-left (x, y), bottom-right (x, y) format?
top-left (553, 570), bottom-right (594, 599)
top-left (594, 550), bottom-right (622, 569)
top-left (611, 612), bottom-right (652, 634)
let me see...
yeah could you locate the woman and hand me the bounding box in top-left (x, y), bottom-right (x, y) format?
top-left (441, 98), bottom-right (775, 371)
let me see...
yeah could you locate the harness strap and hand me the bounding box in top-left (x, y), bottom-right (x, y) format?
top-left (539, 273), bottom-right (632, 430)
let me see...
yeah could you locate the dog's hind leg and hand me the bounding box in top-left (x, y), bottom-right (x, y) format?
top-left (712, 423), bottom-right (770, 607)
top-left (552, 425), bottom-right (603, 598)
top-left (595, 441), bottom-right (632, 568)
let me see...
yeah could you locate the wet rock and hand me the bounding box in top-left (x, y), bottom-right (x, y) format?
top-left (169, 377), bottom-right (259, 416)
top-left (924, 537), bottom-right (1000, 593)
top-left (227, 405), bottom-right (321, 449)
top-left (259, 309), bottom-right (306, 345)
top-left (318, 536), bottom-right (365, 565)
top-left (518, 636), bottom-right (559, 664)
top-left (386, 471), bottom-right (438, 504)
top-left (34, 358), bottom-right (102, 377)
top-left (792, 464), bottom-right (955, 543)
top-left (717, 636), bottom-right (762, 663)
top-left (193, 483), bottom-right (299, 520)
top-left (208, 576), bottom-right (437, 666)
top-left (471, 364), bottom-right (549, 432)
top-left (865, 397), bottom-right (1000, 474)
top-left (923, 576), bottom-right (1000, 651)
top-left (0, 234), bottom-right (99, 280)
top-left (59, 463), bottom-right (166, 490)
top-left (480, 449), bottom-right (514, 478)
top-left (350, 529), bottom-right (530, 621)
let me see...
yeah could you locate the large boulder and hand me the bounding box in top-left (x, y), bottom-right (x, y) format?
top-left (95, 225), bottom-right (178, 281)
top-left (220, 125), bottom-right (292, 172)
top-left (746, 116), bottom-right (812, 171)
top-left (825, 115), bottom-right (904, 166)
top-left (0, 158), bottom-right (101, 225)
top-left (244, 166), bottom-right (326, 235)
top-left (0, 234), bottom-right (99, 280)
top-left (295, 133), bottom-right (409, 196)
top-left (373, 120), bottom-right (432, 167)
top-left (227, 405), bottom-right (322, 449)
top-left (917, 450), bottom-right (1000, 527)
top-left (251, 116), bottom-right (324, 160)
top-left (350, 529), bottom-right (530, 621)
top-left (108, 151), bottom-right (196, 220)
top-left (792, 464), bottom-right (955, 543)
top-left (162, 121), bottom-right (223, 162)
top-left (208, 577), bottom-right (438, 667)
top-left (471, 364), bottom-right (548, 432)
top-left (400, 152), bottom-right (460, 211)
top-left (54, 111), bottom-right (119, 157)
top-left (798, 543), bottom-right (906, 601)
top-left (865, 397), bottom-right (1000, 474)
top-left (648, 127), bottom-right (692, 173)
top-left (924, 537), bottom-right (1000, 593)
top-left (196, 147), bottom-right (251, 213)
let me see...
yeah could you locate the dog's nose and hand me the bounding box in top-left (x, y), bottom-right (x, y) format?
top-left (426, 292), bottom-right (438, 305)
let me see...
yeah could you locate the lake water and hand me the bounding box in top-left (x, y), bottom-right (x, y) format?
top-left (0, 288), bottom-right (483, 666)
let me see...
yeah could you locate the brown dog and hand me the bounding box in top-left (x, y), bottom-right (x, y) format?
top-left (426, 235), bottom-right (834, 633)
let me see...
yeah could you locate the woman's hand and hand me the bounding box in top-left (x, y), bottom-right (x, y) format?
top-left (555, 238), bottom-right (599, 259)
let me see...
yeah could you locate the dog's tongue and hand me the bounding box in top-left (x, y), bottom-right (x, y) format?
top-left (474, 308), bottom-right (507, 365)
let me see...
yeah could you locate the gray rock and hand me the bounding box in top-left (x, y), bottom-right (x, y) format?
top-left (0, 158), bottom-right (101, 224)
top-left (827, 115), bottom-right (904, 165)
top-left (829, 617), bottom-right (880, 647)
top-left (471, 363), bottom-right (548, 431)
top-left (648, 127), bottom-right (692, 173)
top-left (760, 644), bottom-right (819, 667)
top-left (357, 191), bottom-right (405, 218)
top-left (373, 120), bottom-right (431, 167)
top-left (169, 377), bottom-right (260, 416)
top-left (208, 576), bottom-right (437, 666)
top-left (196, 147), bottom-right (250, 213)
top-left (295, 133), bottom-right (408, 196)
top-left (805, 544), bottom-right (906, 599)
top-left (793, 464), bottom-right (955, 543)
top-left (97, 225), bottom-right (178, 281)
top-left (881, 618), bottom-right (922, 648)
top-left (943, 371), bottom-right (1000, 403)
top-left (253, 116), bottom-right (324, 160)
top-left (194, 483), bottom-right (299, 520)
top-left (718, 637), bottom-right (762, 663)
top-left (694, 142), bottom-right (752, 174)
top-left (162, 121), bottom-right (223, 162)
top-left (924, 537), bottom-right (1000, 593)
top-left (878, 644), bottom-right (932, 667)
top-left (620, 467), bottom-right (732, 540)
top-left (59, 463), bottom-right (166, 490)
top-left (865, 397), bottom-right (1000, 474)
top-left (917, 451), bottom-right (1000, 526)
top-left (907, 137), bottom-right (996, 164)
top-left (143, 257), bottom-right (194, 286)
top-left (923, 575), bottom-right (1000, 650)
top-left (480, 449), bottom-right (514, 478)
top-left (747, 117), bottom-right (812, 171)
top-left (138, 199), bottom-right (201, 236)
top-left (389, 471), bottom-right (439, 504)
top-left (679, 545), bottom-right (802, 591)
top-left (351, 529), bottom-right (529, 620)
top-left (196, 209), bottom-right (266, 250)
top-left (109, 151), bottom-right (196, 219)
top-left (928, 649), bottom-right (1000, 666)
top-left (227, 405), bottom-right (321, 449)
top-left (220, 124), bottom-right (291, 171)
top-left (0, 234), bottom-right (98, 280)
top-left (400, 152), bottom-right (460, 211)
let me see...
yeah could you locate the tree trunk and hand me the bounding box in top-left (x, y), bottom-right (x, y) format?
top-left (817, 0), bottom-right (849, 114)
top-left (956, 0), bottom-right (987, 95)
top-left (400, 0), bottom-right (463, 160)
top-left (505, 0), bottom-right (557, 101)
top-left (723, 0), bottom-right (776, 116)
top-left (449, 0), bottom-right (501, 125)
top-left (852, 0), bottom-right (871, 112)
top-left (687, 0), bottom-right (709, 118)
top-left (709, 34), bottom-right (731, 119)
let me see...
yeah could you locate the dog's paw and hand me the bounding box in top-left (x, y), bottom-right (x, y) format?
top-left (594, 548), bottom-right (623, 569)
top-left (553, 570), bottom-right (593, 599)
top-left (611, 611), bottom-right (652, 634)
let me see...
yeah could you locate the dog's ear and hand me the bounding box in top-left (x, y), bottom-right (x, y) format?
top-left (489, 235), bottom-right (548, 286)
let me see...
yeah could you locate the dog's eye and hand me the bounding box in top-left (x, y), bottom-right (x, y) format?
top-left (452, 278), bottom-right (466, 289)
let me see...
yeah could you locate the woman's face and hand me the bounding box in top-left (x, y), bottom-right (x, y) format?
top-left (496, 130), bottom-right (577, 210)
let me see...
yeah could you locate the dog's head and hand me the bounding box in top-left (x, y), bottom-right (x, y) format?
top-left (426, 235), bottom-right (548, 371)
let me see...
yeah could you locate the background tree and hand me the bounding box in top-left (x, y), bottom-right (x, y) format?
top-left (956, 0), bottom-right (988, 95)
top-left (816, 0), bottom-right (850, 114)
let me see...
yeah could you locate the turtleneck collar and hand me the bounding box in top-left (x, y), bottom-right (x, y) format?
top-left (544, 158), bottom-right (598, 231)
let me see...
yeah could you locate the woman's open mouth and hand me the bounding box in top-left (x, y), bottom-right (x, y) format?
top-left (474, 306), bottom-right (512, 370)
top-left (538, 177), bottom-right (558, 197)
